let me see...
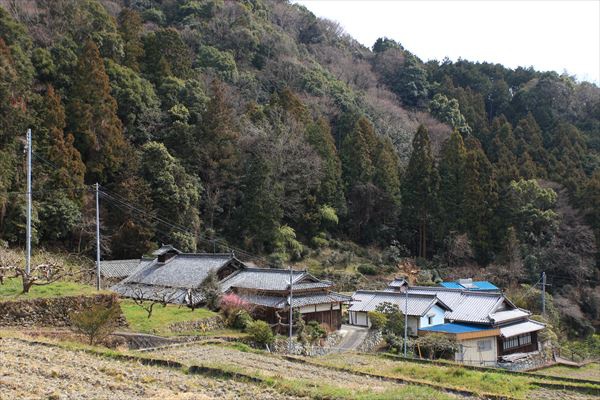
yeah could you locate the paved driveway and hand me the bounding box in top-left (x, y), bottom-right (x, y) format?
top-left (335, 324), bottom-right (370, 351)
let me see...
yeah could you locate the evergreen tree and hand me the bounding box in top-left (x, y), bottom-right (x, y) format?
top-left (402, 124), bottom-right (438, 258)
top-left (142, 28), bottom-right (192, 81)
top-left (40, 85), bottom-right (86, 199)
top-left (195, 80), bottom-right (240, 232)
top-left (489, 117), bottom-right (519, 187)
top-left (68, 40), bottom-right (126, 183)
top-left (305, 117), bottom-right (345, 212)
top-left (117, 8), bottom-right (143, 72)
top-left (140, 142), bottom-right (201, 251)
top-left (438, 130), bottom-right (467, 235)
top-left (235, 154), bottom-right (283, 253)
top-left (463, 137), bottom-right (499, 264)
top-left (513, 112), bottom-right (548, 174)
top-left (373, 137), bottom-right (401, 204)
top-left (340, 116), bottom-right (377, 188)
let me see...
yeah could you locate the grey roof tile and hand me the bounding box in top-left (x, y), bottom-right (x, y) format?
top-left (408, 286), bottom-right (510, 324)
top-left (349, 290), bottom-right (450, 316)
top-left (220, 268), bottom-right (308, 291)
top-left (99, 259), bottom-right (141, 278)
top-left (122, 254), bottom-right (238, 289)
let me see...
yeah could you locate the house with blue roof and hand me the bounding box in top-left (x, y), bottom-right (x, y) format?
top-left (349, 278), bottom-right (545, 367)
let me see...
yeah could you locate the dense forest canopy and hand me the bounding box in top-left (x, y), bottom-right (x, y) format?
top-left (0, 0), bottom-right (598, 336)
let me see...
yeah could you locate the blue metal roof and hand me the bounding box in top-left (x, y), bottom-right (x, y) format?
top-left (439, 281), bottom-right (499, 291)
top-left (439, 282), bottom-right (463, 289)
top-left (472, 281), bottom-right (499, 290)
top-left (419, 323), bottom-right (493, 334)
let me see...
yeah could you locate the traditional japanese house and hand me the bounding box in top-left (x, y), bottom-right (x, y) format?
top-left (220, 268), bottom-right (350, 331)
top-left (111, 245), bottom-right (350, 330)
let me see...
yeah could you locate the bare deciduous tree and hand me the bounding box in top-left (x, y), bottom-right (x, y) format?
top-left (0, 247), bottom-right (77, 293)
top-left (131, 286), bottom-right (178, 319)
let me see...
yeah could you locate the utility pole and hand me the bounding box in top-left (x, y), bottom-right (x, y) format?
top-left (25, 128), bottom-right (32, 275)
top-left (403, 284), bottom-right (409, 357)
top-left (541, 271), bottom-right (546, 316)
top-left (288, 265), bottom-right (294, 353)
top-left (95, 183), bottom-right (101, 290)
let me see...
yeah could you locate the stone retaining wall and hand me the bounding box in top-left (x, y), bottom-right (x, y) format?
top-left (0, 294), bottom-right (127, 328)
top-left (168, 315), bottom-right (224, 333)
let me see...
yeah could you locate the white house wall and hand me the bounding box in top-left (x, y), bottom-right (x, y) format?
top-left (419, 304), bottom-right (446, 329)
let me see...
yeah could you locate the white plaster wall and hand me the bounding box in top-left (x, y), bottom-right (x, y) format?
top-left (419, 305), bottom-right (445, 329)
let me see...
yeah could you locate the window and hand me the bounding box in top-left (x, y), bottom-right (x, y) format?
top-left (477, 339), bottom-right (492, 352)
top-left (503, 333), bottom-right (532, 350)
top-left (428, 315), bottom-right (434, 325)
top-left (504, 336), bottom-right (519, 350)
top-left (519, 333), bottom-right (531, 346)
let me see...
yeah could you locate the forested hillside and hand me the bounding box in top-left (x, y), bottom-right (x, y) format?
top-left (0, 0), bottom-right (598, 335)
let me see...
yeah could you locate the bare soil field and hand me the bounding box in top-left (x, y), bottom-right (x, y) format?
top-left (0, 338), bottom-right (304, 400)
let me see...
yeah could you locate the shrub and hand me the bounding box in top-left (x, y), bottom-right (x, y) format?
top-left (414, 333), bottom-right (459, 360)
top-left (375, 302), bottom-right (405, 336)
top-left (247, 320), bottom-right (274, 348)
top-left (199, 270), bottom-right (221, 311)
top-left (305, 320), bottom-right (327, 345)
top-left (369, 311), bottom-right (387, 331)
top-left (70, 298), bottom-right (121, 345)
top-left (231, 309), bottom-right (253, 330)
top-left (357, 263), bottom-right (377, 276)
top-left (219, 293), bottom-right (253, 328)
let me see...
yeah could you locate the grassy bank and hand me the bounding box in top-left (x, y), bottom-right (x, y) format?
top-left (119, 299), bottom-right (216, 336)
top-left (0, 277), bottom-right (101, 301)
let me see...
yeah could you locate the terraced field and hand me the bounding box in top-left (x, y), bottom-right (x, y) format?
top-left (147, 343), bottom-right (462, 399)
top-left (148, 343), bottom-right (600, 400)
top-left (2, 337), bottom-right (597, 400)
top-left (0, 338), bottom-right (304, 400)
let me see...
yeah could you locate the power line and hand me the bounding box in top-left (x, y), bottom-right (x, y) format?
top-left (98, 188), bottom-right (271, 266)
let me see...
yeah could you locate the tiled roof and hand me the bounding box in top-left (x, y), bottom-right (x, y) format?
top-left (349, 290), bottom-right (451, 316)
top-left (388, 278), bottom-right (407, 288)
top-left (120, 253), bottom-right (240, 289)
top-left (291, 281), bottom-right (333, 290)
top-left (408, 286), bottom-right (510, 324)
top-left (237, 291), bottom-right (351, 309)
top-left (99, 259), bottom-right (141, 278)
top-left (220, 268), bottom-right (308, 292)
top-left (291, 292), bottom-right (351, 308)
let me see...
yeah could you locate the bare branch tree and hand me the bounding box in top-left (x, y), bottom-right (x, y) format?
top-left (0, 247), bottom-right (79, 293)
top-left (131, 286), bottom-right (178, 319)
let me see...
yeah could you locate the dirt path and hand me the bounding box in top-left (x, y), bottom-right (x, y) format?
top-left (0, 338), bottom-right (304, 400)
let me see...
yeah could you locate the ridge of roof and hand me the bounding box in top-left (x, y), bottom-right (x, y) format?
top-left (409, 286), bottom-right (503, 296)
top-left (354, 289), bottom-right (438, 297)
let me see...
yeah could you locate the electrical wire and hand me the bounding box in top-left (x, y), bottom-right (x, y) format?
top-left (98, 188), bottom-right (271, 266)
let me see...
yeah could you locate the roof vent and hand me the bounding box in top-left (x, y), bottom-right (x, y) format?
top-left (458, 278), bottom-right (474, 288)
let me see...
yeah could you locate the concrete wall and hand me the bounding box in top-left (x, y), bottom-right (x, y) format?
top-left (455, 337), bottom-right (498, 366)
